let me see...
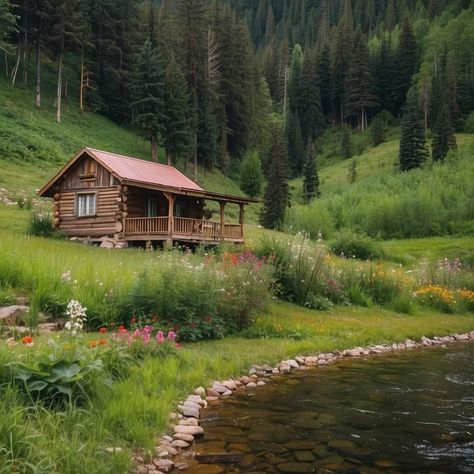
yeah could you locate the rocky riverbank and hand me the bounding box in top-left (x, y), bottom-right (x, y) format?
top-left (134, 331), bottom-right (474, 474)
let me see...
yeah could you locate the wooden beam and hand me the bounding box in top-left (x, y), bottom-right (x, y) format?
top-left (239, 203), bottom-right (245, 240)
top-left (163, 192), bottom-right (175, 242)
top-left (219, 201), bottom-right (226, 241)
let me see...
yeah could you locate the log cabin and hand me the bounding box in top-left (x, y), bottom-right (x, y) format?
top-left (38, 147), bottom-right (258, 246)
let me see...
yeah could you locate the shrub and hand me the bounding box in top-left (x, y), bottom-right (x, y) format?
top-left (413, 285), bottom-right (457, 313)
top-left (463, 112), bottom-right (474, 133)
top-left (330, 229), bottom-right (385, 260)
top-left (239, 151), bottom-right (263, 197)
top-left (27, 213), bottom-right (64, 239)
top-left (6, 341), bottom-right (107, 409)
top-left (119, 251), bottom-right (272, 339)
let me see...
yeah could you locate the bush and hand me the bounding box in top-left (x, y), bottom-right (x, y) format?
top-left (119, 251), bottom-right (272, 340)
top-left (239, 151), bottom-right (263, 197)
top-left (330, 230), bottom-right (385, 260)
top-left (27, 213), bottom-right (64, 239)
top-left (463, 112), bottom-right (474, 133)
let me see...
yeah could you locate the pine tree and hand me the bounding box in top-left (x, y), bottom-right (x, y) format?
top-left (286, 110), bottom-right (305, 176)
top-left (317, 45), bottom-right (331, 117)
top-left (299, 51), bottom-right (323, 144)
top-left (340, 125), bottom-right (353, 159)
top-left (432, 99), bottom-right (457, 162)
top-left (163, 54), bottom-right (191, 165)
top-left (0, 0), bottom-right (17, 53)
top-left (399, 91), bottom-right (428, 171)
top-left (240, 151), bottom-right (263, 198)
top-left (302, 140), bottom-right (320, 203)
top-left (130, 39), bottom-right (165, 162)
top-left (248, 76), bottom-right (273, 159)
top-left (394, 16), bottom-right (417, 113)
top-left (261, 122), bottom-right (290, 230)
top-left (347, 159), bottom-right (357, 184)
top-left (344, 29), bottom-right (378, 130)
top-left (370, 114), bottom-right (386, 146)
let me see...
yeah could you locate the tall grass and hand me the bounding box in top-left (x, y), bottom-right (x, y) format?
top-left (286, 145), bottom-right (474, 239)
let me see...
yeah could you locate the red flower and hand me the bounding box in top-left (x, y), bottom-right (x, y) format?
top-left (206, 316), bottom-right (212, 322)
top-left (21, 336), bottom-right (33, 345)
top-left (99, 327), bottom-right (107, 334)
top-left (118, 325), bottom-right (127, 334)
top-left (89, 340), bottom-right (98, 348)
top-left (98, 339), bottom-right (107, 346)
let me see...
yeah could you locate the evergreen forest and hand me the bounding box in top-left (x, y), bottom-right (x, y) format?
top-left (0, 0), bottom-right (473, 229)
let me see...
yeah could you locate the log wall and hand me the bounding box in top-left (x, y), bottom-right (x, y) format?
top-left (55, 186), bottom-right (121, 237)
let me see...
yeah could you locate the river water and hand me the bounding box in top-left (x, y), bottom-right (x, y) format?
top-left (183, 343), bottom-right (474, 473)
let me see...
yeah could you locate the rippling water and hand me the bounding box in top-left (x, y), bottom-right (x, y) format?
top-left (183, 344), bottom-right (474, 473)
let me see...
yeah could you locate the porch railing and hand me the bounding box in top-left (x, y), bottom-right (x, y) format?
top-left (124, 217), bottom-right (169, 235)
top-left (123, 217), bottom-right (243, 239)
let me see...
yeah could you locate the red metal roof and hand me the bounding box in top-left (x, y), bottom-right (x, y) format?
top-left (87, 148), bottom-right (203, 191)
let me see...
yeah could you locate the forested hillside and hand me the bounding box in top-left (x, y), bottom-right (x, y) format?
top-left (0, 0), bottom-right (473, 232)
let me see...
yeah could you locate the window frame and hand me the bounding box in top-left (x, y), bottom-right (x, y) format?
top-left (75, 191), bottom-right (97, 217)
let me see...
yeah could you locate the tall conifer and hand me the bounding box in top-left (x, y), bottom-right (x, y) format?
top-left (261, 122), bottom-right (290, 230)
top-left (399, 91), bottom-right (427, 171)
top-left (130, 39), bottom-right (165, 162)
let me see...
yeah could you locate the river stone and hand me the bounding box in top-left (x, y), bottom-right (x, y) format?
top-left (373, 459), bottom-right (398, 468)
top-left (343, 348), bottom-right (363, 357)
top-left (153, 459), bottom-right (174, 473)
top-left (206, 388), bottom-right (220, 397)
top-left (174, 425), bottom-right (204, 436)
top-left (173, 433), bottom-right (194, 443)
top-left (194, 386), bottom-right (206, 397)
top-left (183, 400), bottom-right (202, 411)
top-left (317, 413), bottom-right (337, 425)
top-left (294, 451), bottom-right (316, 462)
top-left (305, 356), bottom-right (318, 366)
top-left (276, 462), bottom-right (314, 473)
top-left (314, 454), bottom-right (344, 467)
top-left (223, 380), bottom-right (237, 390)
top-left (455, 334), bottom-right (469, 341)
top-left (295, 356), bottom-right (306, 365)
top-left (284, 441), bottom-right (315, 450)
top-left (279, 363), bottom-right (291, 373)
top-left (317, 359), bottom-right (328, 366)
top-left (179, 417), bottom-right (199, 426)
top-left (247, 382), bottom-right (257, 388)
top-left (283, 359), bottom-right (300, 369)
top-left (171, 439), bottom-right (190, 449)
top-left (327, 439), bottom-right (357, 450)
top-left (182, 407), bottom-right (200, 418)
top-left (194, 465), bottom-right (224, 474)
top-left (257, 381), bottom-right (266, 386)
top-left (227, 443), bottom-right (251, 453)
top-left (188, 395), bottom-right (206, 406)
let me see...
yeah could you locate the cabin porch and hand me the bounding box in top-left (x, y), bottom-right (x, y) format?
top-left (122, 187), bottom-right (245, 244)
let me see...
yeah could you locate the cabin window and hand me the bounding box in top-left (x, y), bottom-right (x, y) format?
top-left (76, 193), bottom-right (96, 217)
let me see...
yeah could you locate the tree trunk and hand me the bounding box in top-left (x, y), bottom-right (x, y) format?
top-left (166, 149), bottom-right (172, 166)
top-left (35, 20), bottom-right (41, 108)
top-left (22, 0), bottom-right (28, 85)
top-left (151, 136), bottom-right (158, 162)
top-left (4, 51), bottom-right (8, 77)
top-left (80, 56), bottom-right (84, 113)
top-left (193, 130), bottom-right (198, 179)
top-left (56, 50), bottom-right (63, 123)
top-left (11, 45), bottom-right (20, 86)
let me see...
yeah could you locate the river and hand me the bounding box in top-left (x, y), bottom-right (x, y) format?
top-left (182, 343), bottom-right (474, 473)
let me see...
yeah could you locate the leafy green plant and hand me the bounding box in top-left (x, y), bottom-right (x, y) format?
top-left (6, 343), bottom-right (107, 409)
top-left (330, 229), bottom-right (385, 260)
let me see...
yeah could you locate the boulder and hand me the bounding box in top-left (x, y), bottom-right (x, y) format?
top-left (0, 305), bottom-right (29, 326)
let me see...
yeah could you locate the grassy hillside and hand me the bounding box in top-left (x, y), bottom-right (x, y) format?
top-left (0, 72), bottom-right (263, 222)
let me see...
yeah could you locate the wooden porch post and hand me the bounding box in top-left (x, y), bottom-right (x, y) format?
top-left (164, 192), bottom-right (175, 244)
top-left (239, 203), bottom-right (245, 239)
top-left (219, 201), bottom-right (226, 241)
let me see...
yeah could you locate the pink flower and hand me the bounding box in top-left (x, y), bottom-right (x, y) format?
top-left (133, 329), bottom-right (141, 338)
top-left (156, 331), bottom-right (165, 344)
top-left (167, 331), bottom-right (176, 341)
top-left (143, 333), bottom-right (150, 344)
